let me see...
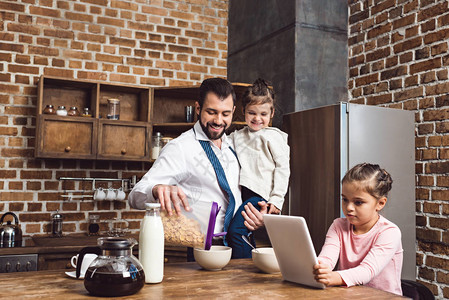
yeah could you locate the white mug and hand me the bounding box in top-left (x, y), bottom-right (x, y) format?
top-left (93, 187), bottom-right (106, 201)
top-left (105, 188), bottom-right (116, 201)
top-left (71, 253), bottom-right (97, 277)
top-left (116, 187), bottom-right (126, 201)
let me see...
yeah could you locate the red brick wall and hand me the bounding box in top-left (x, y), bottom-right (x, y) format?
top-left (0, 1), bottom-right (228, 236)
top-left (348, 0), bottom-right (449, 297)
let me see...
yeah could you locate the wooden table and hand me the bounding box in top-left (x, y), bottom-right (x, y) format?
top-left (0, 259), bottom-right (406, 299)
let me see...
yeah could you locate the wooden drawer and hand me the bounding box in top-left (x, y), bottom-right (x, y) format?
top-left (97, 120), bottom-right (150, 161)
top-left (36, 115), bottom-right (97, 159)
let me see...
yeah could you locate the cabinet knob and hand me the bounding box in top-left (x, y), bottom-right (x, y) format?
top-left (65, 146), bottom-right (71, 152)
top-left (121, 149), bottom-right (126, 155)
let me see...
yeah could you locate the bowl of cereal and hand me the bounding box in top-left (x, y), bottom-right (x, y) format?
top-left (194, 246), bottom-right (232, 271)
top-left (252, 247), bottom-right (280, 273)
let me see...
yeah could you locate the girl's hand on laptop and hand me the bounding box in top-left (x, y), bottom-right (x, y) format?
top-left (313, 260), bottom-right (344, 286)
top-left (242, 201), bottom-right (268, 231)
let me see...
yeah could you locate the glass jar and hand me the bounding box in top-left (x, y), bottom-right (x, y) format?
top-left (107, 98), bottom-right (120, 120)
top-left (68, 106), bottom-right (80, 116)
top-left (56, 106), bottom-right (68, 116)
top-left (88, 214), bottom-right (100, 236)
top-left (51, 210), bottom-right (63, 237)
top-left (43, 104), bottom-right (56, 115)
top-left (82, 107), bottom-right (92, 117)
top-left (151, 132), bottom-right (162, 160)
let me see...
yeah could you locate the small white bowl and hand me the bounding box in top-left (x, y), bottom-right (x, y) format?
top-left (252, 247), bottom-right (280, 273)
top-left (194, 245), bottom-right (232, 271)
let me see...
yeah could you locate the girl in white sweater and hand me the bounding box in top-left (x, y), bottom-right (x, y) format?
top-left (228, 78), bottom-right (290, 258)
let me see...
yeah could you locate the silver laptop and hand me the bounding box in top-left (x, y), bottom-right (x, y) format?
top-left (263, 214), bottom-right (326, 289)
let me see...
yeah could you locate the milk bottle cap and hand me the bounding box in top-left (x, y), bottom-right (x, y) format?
top-left (145, 203), bottom-right (161, 209)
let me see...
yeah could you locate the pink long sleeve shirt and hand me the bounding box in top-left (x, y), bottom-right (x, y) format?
top-left (318, 215), bottom-right (403, 295)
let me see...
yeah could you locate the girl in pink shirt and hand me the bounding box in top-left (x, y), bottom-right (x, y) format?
top-left (313, 163), bottom-right (403, 295)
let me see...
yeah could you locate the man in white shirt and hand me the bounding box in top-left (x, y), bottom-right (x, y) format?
top-left (128, 78), bottom-right (268, 257)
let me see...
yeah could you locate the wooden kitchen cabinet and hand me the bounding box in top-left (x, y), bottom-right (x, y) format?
top-left (98, 120), bottom-right (149, 160)
top-left (36, 76), bottom-right (250, 161)
top-left (152, 83), bottom-right (250, 138)
top-left (36, 76), bottom-right (152, 161)
top-left (37, 115), bottom-right (97, 159)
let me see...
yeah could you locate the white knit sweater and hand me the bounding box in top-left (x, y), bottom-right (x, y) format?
top-left (230, 126), bottom-right (290, 210)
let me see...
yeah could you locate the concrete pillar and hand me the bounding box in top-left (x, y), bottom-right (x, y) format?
top-left (227, 0), bottom-right (348, 126)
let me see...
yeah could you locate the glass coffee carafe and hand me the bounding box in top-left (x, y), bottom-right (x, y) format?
top-left (76, 237), bottom-right (145, 297)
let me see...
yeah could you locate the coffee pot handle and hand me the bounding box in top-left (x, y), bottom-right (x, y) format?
top-left (76, 246), bottom-right (101, 279)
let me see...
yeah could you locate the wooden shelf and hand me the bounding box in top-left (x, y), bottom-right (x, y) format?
top-left (153, 122), bottom-right (195, 127)
top-left (35, 77), bottom-right (250, 161)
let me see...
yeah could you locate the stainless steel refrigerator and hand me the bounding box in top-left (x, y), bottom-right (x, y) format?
top-left (282, 102), bottom-right (415, 280)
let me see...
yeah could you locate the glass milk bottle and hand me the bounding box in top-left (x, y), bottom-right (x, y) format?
top-left (139, 203), bottom-right (164, 283)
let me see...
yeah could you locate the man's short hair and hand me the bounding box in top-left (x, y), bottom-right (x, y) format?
top-left (198, 78), bottom-right (236, 108)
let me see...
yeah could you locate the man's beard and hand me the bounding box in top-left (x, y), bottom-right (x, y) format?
top-left (200, 120), bottom-right (227, 140)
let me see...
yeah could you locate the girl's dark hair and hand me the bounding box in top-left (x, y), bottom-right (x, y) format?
top-left (342, 163), bottom-right (393, 199)
top-left (242, 78), bottom-right (275, 112)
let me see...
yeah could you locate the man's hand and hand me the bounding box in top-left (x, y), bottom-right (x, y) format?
top-left (242, 201), bottom-right (268, 231)
top-left (152, 184), bottom-right (190, 216)
top-left (313, 260), bottom-right (344, 286)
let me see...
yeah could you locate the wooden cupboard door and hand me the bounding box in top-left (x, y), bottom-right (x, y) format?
top-left (98, 121), bottom-right (149, 161)
top-left (36, 116), bottom-right (96, 159)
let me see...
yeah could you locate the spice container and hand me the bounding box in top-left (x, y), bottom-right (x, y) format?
top-left (151, 132), bottom-right (162, 160)
top-left (161, 137), bottom-right (173, 149)
top-left (56, 106), bottom-right (68, 116)
top-left (107, 98), bottom-right (120, 120)
top-left (82, 107), bottom-right (92, 117)
top-left (43, 104), bottom-right (56, 115)
top-left (88, 214), bottom-right (100, 236)
top-left (68, 106), bottom-right (80, 116)
top-left (52, 210), bottom-right (63, 237)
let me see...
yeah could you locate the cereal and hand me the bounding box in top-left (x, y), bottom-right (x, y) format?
top-left (161, 211), bottom-right (205, 249)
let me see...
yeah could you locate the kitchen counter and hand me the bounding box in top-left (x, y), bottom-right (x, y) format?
top-left (0, 259), bottom-right (406, 299)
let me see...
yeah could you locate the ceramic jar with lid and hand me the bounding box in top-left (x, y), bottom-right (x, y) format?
top-left (68, 106), bottom-right (80, 116)
top-left (56, 106), bottom-right (68, 116)
top-left (82, 107), bottom-right (92, 117)
top-left (43, 104), bottom-right (56, 115)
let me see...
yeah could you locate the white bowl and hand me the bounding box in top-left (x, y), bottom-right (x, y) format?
top-left (252, 247), bottom-right (280, 273)
top-left (194, 246), bottom-right (232, 271)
